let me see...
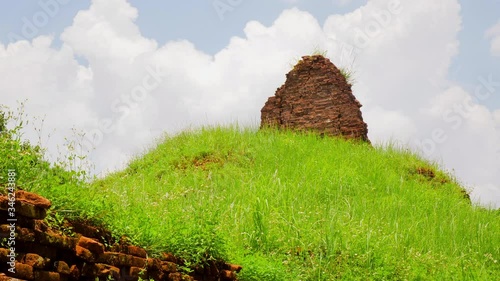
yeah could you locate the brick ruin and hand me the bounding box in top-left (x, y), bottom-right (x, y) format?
top-left (261, 55), bottom-right (370, 142)
top-left (0, 190), bottom-right (241, 281)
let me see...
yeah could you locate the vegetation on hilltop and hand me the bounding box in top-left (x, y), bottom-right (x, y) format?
top-left (1, 107), bottom-right (499, 280)
top-left (0, 106), bottom-right (85, 199)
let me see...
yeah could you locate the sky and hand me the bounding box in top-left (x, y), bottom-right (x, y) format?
top-left (0, 0), bottom-right (499, 208)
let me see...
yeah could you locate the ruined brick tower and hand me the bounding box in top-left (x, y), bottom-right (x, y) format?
top-left (260, 55), bottom-right (370, 142)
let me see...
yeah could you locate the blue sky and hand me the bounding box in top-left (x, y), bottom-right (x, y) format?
top-left (0, 0), bottom-right (499, 208)
top-left (1, 0), bottom-right (498, 108)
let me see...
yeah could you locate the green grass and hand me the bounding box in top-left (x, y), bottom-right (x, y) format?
top-left (310, 47), bottom-right (355, 85)
top-left (2, 121), bottom-right (499, 280)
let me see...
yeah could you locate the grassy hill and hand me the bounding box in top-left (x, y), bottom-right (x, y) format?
top-left (2, 121), bottom-right (499, 280)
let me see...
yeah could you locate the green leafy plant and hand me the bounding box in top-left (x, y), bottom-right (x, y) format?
top-left (165, 216), bottom-right (228, 272)
top-left (237, 254), bottom-right (291, 281)
top-left (44, 209), bottom-right (75, 237)
top-left (311, 45), bottom-right (328, 57)
top-left (1, 103), bottom-right (498, 280)
top-left (339, 66), bottom-right (355, 84)
top-left (287, 46), bottom-right (357, 85)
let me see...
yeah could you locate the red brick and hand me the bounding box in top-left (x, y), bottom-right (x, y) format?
top-left (147, 257), bottom-right (162, 271)
top-left (129, 266), bottom-right (146, 278)
top-left (161, 252), bottom-right (178, 263)
top-left (77, 236), bottom-right (104, 255)
top-left (15, 190), bottom-right (51, 209)
top-left (148, 270), bottom-right (165, 281)
top-left (97, 251), bottom-right (146, 267)
top-left (224, 263), bottom-right (242, 272)
top-left (0, 273), bottom-right (26, 281)
top-left (127, 245), bottom-right (147, 258)
top-left (75, 245), bottom-right (95, 262)
top-left (5, 262), bottom-right (34, 280)
top-left (168, 272), bottom-right (183, 281)
top-left (168, 272), bottom-right (194, 281)
top-left (0, 248), bottom-right (14, 263)
top-left (22, 253), bottom-right (48, 269)
top-left (69, 264), bottom-right (80, 280)
top-left (33, 271), bottom-right (60, 281)
top-left (220, 269), bottom-right (237, 280)
top-left (54, 261), bottom-right (70, 275)
top-left (17, 227), bottom-right (36, 242)
top-left (261, 55), bottom-right (370, 142)
top-left (0, 191), bottom-right (51, 219)
top-left (0, 225), bottom-right (36, 243)
top-left (93, 263), bottom-right (120, 278)
top-left (161, 261), bottom-right (177, 273)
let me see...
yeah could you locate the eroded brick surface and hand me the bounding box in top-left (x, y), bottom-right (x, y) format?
top-left (54, 261), bottom-right (70, 275)
top-left (77, 236), bottom-right (104, 255)
top-left (97, 252), bottom-right (146, 268)
top-left (75, 245), bottom-right (95, 262)
top-left (0, 191), bottom-right (242, 281)
top-left (21, 253), bottom-right (48, 269)
top-left (261, 55), bottom-right (370, 142)
top-left (33, 270), bottom-right (60, 281)
top-left (0, 190), bottom-right (51, 219)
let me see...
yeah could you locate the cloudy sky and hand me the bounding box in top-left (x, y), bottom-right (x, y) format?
top-left (1, 0), bottom-right (499, 208)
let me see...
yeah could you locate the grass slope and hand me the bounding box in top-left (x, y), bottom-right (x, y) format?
top-left (3, 126), bottom-right (499, 280)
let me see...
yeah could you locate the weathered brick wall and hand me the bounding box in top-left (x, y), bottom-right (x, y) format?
top-left (0, 190), bottom-right (241, 281)
top-left (261, 55), bottom-right (370, 142)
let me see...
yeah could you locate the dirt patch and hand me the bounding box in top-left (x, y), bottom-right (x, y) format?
top-left (415, 167), bottom-right (436, 180)
top-left (172, 151), bottom-right (228, 171)
top-left (411, 166), bottom-right (470, 202)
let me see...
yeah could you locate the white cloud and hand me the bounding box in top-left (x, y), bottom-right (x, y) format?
top-left (363, 106), bottom-right (417, 143)
top-left (61, 0), bottom-right (157, 61)
top-left (0, 0), bottom-right (499, 208)
top-left (486, 20), bottom-right (500, 57)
